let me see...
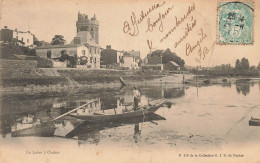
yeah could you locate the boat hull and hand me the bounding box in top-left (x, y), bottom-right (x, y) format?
top-left (69, 104), bottom-right (162, 123)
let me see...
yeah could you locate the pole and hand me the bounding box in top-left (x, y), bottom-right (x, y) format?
top-left (49, 99), bottom-right (98, 123)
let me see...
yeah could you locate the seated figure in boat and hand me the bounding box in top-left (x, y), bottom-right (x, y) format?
top-left (133, 86), bottom-right (141, 111)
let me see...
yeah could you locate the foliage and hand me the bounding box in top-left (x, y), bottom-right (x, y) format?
top-left (51, 35), bottom-right (66, 45)
top-left (241, 57), bottom-right (249, 70)
top-left (79, 56), bottom-right (88, 65)
top-left (0, 41), bottom-right (36, 57)
top-left (58, 50), bottom-right (77, 68)
top-left (235, 59), bottom-right (242, 70)
top-left (235, 58), bottom-right (250, 70)
top-left (257, 62), bottom-right (260, 70)
top-left (149, 48), bottom-right (185, 69)
top-left (190, 58), bottom-right (259, 77)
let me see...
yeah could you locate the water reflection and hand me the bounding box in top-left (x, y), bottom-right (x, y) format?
top-left (134, 123), bottom-right (141, 143)
top-left (1, 79), bottom-right (260, 150)
top-left (235, 79), bottom-right (251, 96)
top-left (65, 113), bottom-right (166, 146)
top-left (0, 85), bottom-right (185, 138)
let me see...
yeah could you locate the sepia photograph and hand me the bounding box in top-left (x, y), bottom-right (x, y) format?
top-left (0, 0), bottom-right (259, 162)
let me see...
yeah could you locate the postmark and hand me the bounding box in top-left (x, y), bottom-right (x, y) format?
top-left (217, 1), bottom-right (254, 44)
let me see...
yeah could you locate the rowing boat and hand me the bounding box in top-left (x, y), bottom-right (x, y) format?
top-left (69, 99), bottom-right (165, 123)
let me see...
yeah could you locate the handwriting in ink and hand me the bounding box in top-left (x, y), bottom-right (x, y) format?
top-left (160, 3), bottom-right (195, 43)
top-left (146, 5), bottom-right (174, 33)
top-left (147, 40), bottom-right (157, 52)
top-left (174, 16), bottom-right (196, 48)
top-left (123, 1), bottom-right (166, 36)
top-left (185, 28), bottom-right (207, 57)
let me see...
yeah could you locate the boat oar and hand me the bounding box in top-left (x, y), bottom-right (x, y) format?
top-left (48, 99), bottom-right (99, 123)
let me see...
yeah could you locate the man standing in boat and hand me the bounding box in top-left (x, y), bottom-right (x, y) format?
top-left (133, 86), bottom-right (141, 111)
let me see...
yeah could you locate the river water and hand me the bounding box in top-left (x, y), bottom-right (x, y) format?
top-left (0, 79), bottom-right (260, 161)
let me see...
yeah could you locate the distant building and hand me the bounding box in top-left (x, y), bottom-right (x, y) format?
top-left (0, 26), bottom-right (13, 43)
top-left (142, 50), bottom-right (164, 70)
top-left (147, 50), bottom-right (164, 64)
top-left (125, 50), bottom-right (140, 58)
top-left (76, 12), bottom-right (99, 44)
top-left (0, 26), bottom-right (34, 48)
top-left (34, 40), bottom-right (50, 47)
top-left (100, 45), bottom-right (123, 68)
top-left (121, 51), bottom-right (141, 69)
top-left (36, 12), bottom-right (101, 68)
top-left (36, 44), bottom-right (100, 68)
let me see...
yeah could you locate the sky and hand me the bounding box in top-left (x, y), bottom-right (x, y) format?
top-left (0, 0), bottom-right (259, 67)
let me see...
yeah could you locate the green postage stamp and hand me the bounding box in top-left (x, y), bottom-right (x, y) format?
top-left (217, 1), bottom-right (254, 44)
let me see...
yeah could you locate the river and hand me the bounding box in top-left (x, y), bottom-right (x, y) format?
top-left (0, 79), bottom-right (260, 162)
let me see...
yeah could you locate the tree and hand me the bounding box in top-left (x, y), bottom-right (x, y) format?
top-left (241, 57), bottom-right (249, 70)
top-left (235, 59), bottom-right (242, 70)
top-left (162, 49), bottom-right (174, 63)
top-left (257, 62), bottom-right (260, 70)
top-left (51, 35), bottom-right (66, 45)
top-left (162, 48), bottom-right (185, 68)
top-left (148, 48), bottom-right (185, 69)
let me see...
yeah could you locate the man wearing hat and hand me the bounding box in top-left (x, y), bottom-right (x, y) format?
top-left (133, 86), bottom-right (141, 111)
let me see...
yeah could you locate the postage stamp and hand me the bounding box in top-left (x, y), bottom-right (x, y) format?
top-left (217, 1), bottom-right (254, 44)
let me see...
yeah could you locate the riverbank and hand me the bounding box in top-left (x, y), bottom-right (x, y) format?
top-left (1, 67), bottom-right (259, 95)
top-left (0, 68), bottom-right (169, 94)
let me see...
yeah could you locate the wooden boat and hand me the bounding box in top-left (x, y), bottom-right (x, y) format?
top-left (11, 119), bottom-right (84, 137)
top-left (249, 117), bottom-right (260, 126)
top-left (11, 123), bottom-right (56, 137)
top-left (69, 99), bottom-right (165, 123)
top-left (66, 112), bottom-right (166, 139)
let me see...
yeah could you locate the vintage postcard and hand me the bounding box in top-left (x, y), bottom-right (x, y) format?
top-left (0, 0), bottom-right (259, 162)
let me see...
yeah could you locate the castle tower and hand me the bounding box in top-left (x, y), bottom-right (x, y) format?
top-left (76, 11), bottom-right (99, 44)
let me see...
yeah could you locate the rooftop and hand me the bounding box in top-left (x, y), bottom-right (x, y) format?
top-left (71, 31), bottom-right (100, 47)
top-left (36, 44), bottom-right (81, 49)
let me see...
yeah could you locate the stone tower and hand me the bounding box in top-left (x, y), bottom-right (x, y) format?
top-left (76, 11), bottom-right (99, 44)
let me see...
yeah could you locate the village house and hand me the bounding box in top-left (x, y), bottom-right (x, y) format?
top-left (142, 50), bottom-right (164, 70)
top-left (0, 26), bottom-right (34, 48)
top-left (36, 43), bottom-right (100, 68)
top-left (121, 50), bottom-right (141, 69)
top-left (100, 45), bottom-right (123, 68)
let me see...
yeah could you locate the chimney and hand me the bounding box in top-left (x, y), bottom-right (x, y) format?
top-left (4, 26), bottom-right (8, 29)
top-left (106, 45), bottom-right (111, 49)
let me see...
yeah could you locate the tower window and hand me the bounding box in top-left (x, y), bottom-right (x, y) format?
top-left (82, 50), bottom-right (86, 56)
top-left (91, 27), bottom-right (93, 31)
